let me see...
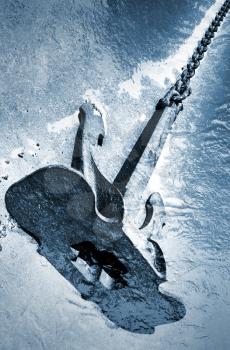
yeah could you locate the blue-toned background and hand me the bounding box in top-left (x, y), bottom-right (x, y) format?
top-left (0, 0), bottom-right (229, 349)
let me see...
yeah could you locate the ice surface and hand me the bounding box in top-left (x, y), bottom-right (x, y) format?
top-left (0, 0), bottom-right (230, 349)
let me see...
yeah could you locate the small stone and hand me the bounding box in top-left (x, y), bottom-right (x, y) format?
top-left (36, 143), bottom-right (40, 147)
top-left (18, 152), bottom-right (24, 158)
top-left (5, 160), bottom-right (10, 164)
top-left (2, 175), bottom-right (8, 180)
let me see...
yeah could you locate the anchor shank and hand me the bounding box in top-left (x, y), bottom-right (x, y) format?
top-left (113, 107), bottom-right (165, 195)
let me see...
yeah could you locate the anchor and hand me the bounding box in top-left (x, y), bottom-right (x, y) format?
top-left (5, 102), bottom-right (185, 334)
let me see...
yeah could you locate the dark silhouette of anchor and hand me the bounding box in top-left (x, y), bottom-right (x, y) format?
top-left (5, 102), bottom-right (185, 334)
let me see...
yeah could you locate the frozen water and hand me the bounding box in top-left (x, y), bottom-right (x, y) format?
top-left (0, 0), bottom-right (230, 349)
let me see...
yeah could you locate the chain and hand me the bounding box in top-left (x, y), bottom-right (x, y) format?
top-left (156, 0), bottom-right (230, 110)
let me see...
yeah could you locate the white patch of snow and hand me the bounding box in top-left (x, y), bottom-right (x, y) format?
top-left (138, 113), bottom-right (147, 122)
top-left (26, 138), bottom-right (38, 155)
top-left (0, 158), bottom-right (11, 178)
top-left (47, 110), bottom-right (79, 133)
top-left (82, 89), bottom-right (109, 134)
top-left (46, 89), bottom-right (109, 134)
top-left (10, 147), bottom-right (24, 159)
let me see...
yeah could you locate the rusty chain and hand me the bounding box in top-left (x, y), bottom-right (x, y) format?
top-left (156, 0), bottom-right (230, 110)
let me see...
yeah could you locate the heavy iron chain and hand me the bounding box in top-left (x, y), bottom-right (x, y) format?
top-left (156, 0), bottom-right (230, 110)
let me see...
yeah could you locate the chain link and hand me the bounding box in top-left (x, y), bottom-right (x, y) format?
top-left (156, 0), bottom-right (230, 110)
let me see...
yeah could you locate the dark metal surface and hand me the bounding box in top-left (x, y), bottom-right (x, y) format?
top-left (71, 103), bottom-right (124, 223)
top-left (5, 161), bottom-right (185, 334)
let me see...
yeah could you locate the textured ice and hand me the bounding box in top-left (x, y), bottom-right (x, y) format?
top-left (0, 0), bottom-right (230, 349)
